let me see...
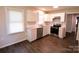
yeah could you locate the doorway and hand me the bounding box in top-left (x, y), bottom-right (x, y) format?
top-left (76, 17), bottom-right (79, 36)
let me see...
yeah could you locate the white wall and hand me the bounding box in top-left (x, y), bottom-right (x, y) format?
top-left (0, 7), bottom-right (27, 48)
top-left (72, 15), bottom-right (76, 32)
top-left (66, 14), bottom-right (77, 33)
top-left (66, 14), bottom-right (73, 32)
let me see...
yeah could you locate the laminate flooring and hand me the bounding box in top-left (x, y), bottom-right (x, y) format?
top-left (0, 32), bottom-right (78, 53)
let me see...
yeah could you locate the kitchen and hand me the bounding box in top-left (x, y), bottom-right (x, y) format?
top-left (25, 7), bottom-right (66, 42)
top-left (0, 6), bottom-right (78, 52)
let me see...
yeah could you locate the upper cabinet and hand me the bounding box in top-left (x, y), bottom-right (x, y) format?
top-left (44, 14), bottom-right (48, 21)
top-left (44, 14), bottom-right (52, 22)
top-left (26, 10), bottom-right (45, 24)
top-left (26, 10), bottom-right (37, 22)
top-left (50, 13), bottom-right (65, 23)
top-left (36, 10), bottom-right (45, 25)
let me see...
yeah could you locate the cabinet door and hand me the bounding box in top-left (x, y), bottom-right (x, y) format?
top-left (43, 26), bottom-right (50, 36)
top-left (47, 26), bottom-right (50, 34)
top-left (26, 10), bottom-right (37, 22)
top-left (26, 29), bottom-right (32, 42)
top-left (32, 29), bottom-right (37, 41)
top-left (26, 29), bottom-right (37, 42)
top-left (43, 27), bottom-right (47, 36)
top-left (59, 27), bottom-right (66, 38)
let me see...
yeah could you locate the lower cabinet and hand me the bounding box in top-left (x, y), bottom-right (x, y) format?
top-left (59, 27), bottom-right (66, 38)
top-left (26, 28), bottom-right (37, 42)
top-left (43, 26), bottom-right (50, 36)
top-left (43, 26), bottom-right (47, 36)
top-left (26, 26), bottom-right (50, 42)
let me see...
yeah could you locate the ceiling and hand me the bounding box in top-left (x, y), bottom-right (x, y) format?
top-left (9, 6), bottom-right (79, 13)
top-left (7, 6), bottom-right (79, 13)
top-left (32, 6), bottom-right (79, 13)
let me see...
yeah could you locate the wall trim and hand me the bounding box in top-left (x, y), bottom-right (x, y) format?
top-left (0, 38), bottom-right (27, 49)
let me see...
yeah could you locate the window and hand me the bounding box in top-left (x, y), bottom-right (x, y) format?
top-left (8, 10), bottom-right (24, 34)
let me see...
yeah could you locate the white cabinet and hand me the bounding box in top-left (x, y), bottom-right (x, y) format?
top-left (47, 26), bottom-right (51, 34)
top-left (26, 10), bottom-right (37, 22)
top-left (26, 10), bottom-right (45, 24)
top-left (43, 26), bottom-right (47, 36)
top-left (43, 26), bottom-right (50, 36)
top-left (26, 25), bottom-right (51, 42)
top-left (50, 13), bottom-right (65, 23)
top-left (36, 10), bottom-right (45, 25)
top-left (26, 28), bottom-right (37, 42)
top-left (59, 27), bottom-right (66, 38)
top-left (44, 14), bottom-right (51, 22)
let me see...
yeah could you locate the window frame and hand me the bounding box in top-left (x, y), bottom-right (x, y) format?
top-left (6, 7), bottom-right (25, 35)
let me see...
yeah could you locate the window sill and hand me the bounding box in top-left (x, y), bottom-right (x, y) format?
top-left (8, 31), bottom-right (25, 35)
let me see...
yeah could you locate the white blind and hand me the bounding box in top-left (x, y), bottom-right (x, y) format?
top-left (8, 10), bottom-right (24, 34)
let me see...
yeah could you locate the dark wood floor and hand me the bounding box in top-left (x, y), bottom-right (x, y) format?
top-left (0, 32), bottom-right (78, 53)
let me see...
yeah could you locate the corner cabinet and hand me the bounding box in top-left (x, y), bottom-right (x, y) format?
top-left (26, 28), bottom-right (37, 42)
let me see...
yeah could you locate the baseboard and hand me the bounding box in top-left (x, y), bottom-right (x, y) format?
top-left (67, 32), bottom-right (71, 33)
top-left (0, 38), bottom-right (27, 49)
top-left (66, 31), bottom-right (76, 34)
